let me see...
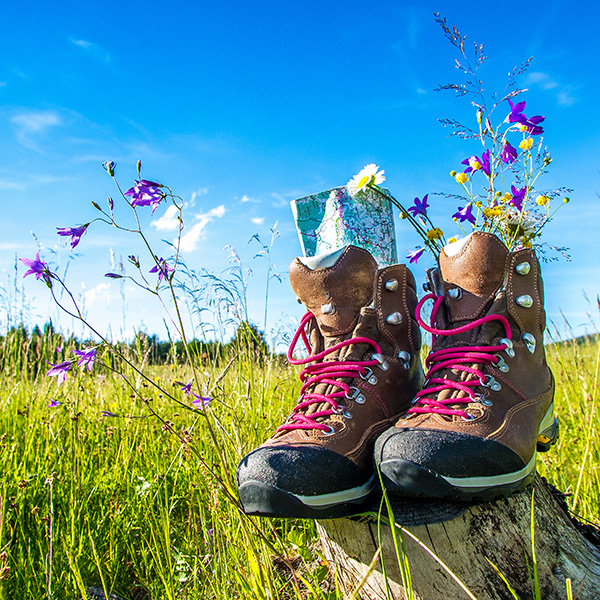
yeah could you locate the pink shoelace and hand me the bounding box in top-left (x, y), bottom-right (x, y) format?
top-left (408, 293), bottom-right (513, 420)
top-left (277, 311), bottom-right (382, 433)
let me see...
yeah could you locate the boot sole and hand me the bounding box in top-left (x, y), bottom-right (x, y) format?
top-left (379, 408), bottom-right (559, 502)
top-left (238, 477), bottom-right (374, 519)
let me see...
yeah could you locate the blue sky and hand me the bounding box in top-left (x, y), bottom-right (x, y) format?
top-left (1, 0), bottom-right (599, 343)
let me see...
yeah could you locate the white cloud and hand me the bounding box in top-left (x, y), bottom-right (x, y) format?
top-left (240, 194), bottom-right (252, 203)
top-left (188, 187), bottom-right (209, 208)
top-left (526, 72), bottom-right (559, 90)
top-left (10, 111), bottom-right (61, 150)
top-left (179, 205), bottom-right (226, 252)
top-left (71, 39), bottom-right (93, 49)
top-left (557, 89), bottom-right (577, 106)
top-left (251, 217), bottom-right (265, 225)
top-left (84, 282), bottom-right (112, 306)
top-left (525, 72), bottom-right (577, 106)
top-left (0, 179), bottom-right (24, 190)
top-left (70, 38), bottom-right (111, 63)
top-left (151, 205), bottom-right (180, 232)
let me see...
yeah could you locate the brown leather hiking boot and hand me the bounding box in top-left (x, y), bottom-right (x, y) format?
top-left (237, 245), bottom-right (424, 518)
top-left (375, 231), bottom-right (558, 501)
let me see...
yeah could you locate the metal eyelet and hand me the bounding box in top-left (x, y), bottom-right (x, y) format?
top-left (500, 338), bottom-right (515, 358)
top-left (372, 353), bottom-right (389, 371)
top-left (516, 261), bottom-right (531, 275)
top-left (515, 294), bottom-right (533, 308)
top-left (385, 312), bottom-right (403, 325)
top-left (398, 351), bottom-right (411, 370)
top-left (461, 413), bottom-right (475, 421)
top-left (354, 394), bottom-right (366, 405)
top-left (448, 288), bottom-right (462, 299)
top-left (344, 387), bottom-right (359, 400)
top-left (342, 410), bottom-right (353, 419)
top-left (385, 278), bottom-right (399, 292)
top-left (322, 425), bottom-right (336, 435)
top-left (483, 375), bottom-right (502, 392)
top-left (360, 367), bottom-right (378, 385)
top-left (321, 302), bottom-right (336, 315)
top-left (473, 394), bottom-right (493, 407)
top-left (494, 355), bottom-right (510, 373)
top-left (522, 333), bottom-right (536, 354)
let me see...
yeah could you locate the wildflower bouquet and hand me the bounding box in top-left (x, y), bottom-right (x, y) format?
top-left (345, 15), bottom-right (570, 265)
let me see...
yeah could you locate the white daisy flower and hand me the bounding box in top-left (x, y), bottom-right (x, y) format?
top-left (346, 164), bottom-right (385, 197)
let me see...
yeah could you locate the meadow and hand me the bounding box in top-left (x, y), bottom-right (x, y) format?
top-left (0, 315), bottom-right (597, 600)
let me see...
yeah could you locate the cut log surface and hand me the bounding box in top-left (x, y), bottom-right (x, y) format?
top-left (317, 476), bottom-right (600, 600)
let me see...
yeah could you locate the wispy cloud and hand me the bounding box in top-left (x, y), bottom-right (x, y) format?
top-left (525, 72), bottom-right (577, 106)
top-left (179, 205), bottom-right (227, 252)
top-left (150, 205), bottom-right (180, 232)
top-left (10, 111), bottom-right (61, 151)
top-left (240, 194), bottom-right (258, 204)
top-left (0, 241), bottom-right (28, 251)
top-left (70, 38), bottom-right (111, 63)
top-left (0, 179), bottom-right (25, 191)
top-left (84, 282), bottom-right (112, 306)
top-left (188, 187), bottom-right (209, 208)
top-left (526, 72), bottom-right (559, 90)
top-left (251, 217), bottom-right (265, 225)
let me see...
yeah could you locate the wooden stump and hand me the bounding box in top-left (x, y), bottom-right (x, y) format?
top-left (318, 476), bottom-right (600, 600)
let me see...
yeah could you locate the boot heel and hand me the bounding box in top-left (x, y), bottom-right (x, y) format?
top-left (537, 418), bottom-right (559, 452)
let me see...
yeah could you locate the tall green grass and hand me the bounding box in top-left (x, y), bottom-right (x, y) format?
top-left (0, 322), bottom-right (597, 599)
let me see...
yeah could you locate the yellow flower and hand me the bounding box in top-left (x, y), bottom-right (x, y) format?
top-left (519, 138), bottom-right (534, 150)
top-left (536, 195), bottom-right (550, 206)
top-left (426, 228), bottom-right (444, 241)
top-left (448, 237), bottom-right (458, 244)
top-left (454, 172), bottom-right (469, 184)
top-left (450, 170), bottom-right (457, 177)
top-left (483, 207), bottom-right (503, 218)
top-left (563, 197), bottom-right (570, 203)
top-left (502, 192), bottom-right (512, 203)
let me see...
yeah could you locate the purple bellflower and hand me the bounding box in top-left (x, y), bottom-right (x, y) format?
top-left (57, 224), bottom-right (89, 250)
top-left (406, 248), bottom-right (425, 264)
top-left (453, 204), bottom-right (476, 225)
top-left (506, 99), bottom-right (545, 135)
top-left (507, 99), bottom-right (527, 123)
top-left (48, 399), bottom-right (62, 408)
top-left (73, 348), bottom-right (97, 372)
top-left (149, 258), bottom-right (173, 283)
top-left (46, 361), bottom-right (72, 386)
top-left (510, 185), bottom-right (527, 211)
top-left (124, 180), bottom-right (165, 213)
top-left (407, 195), bottom-right (429, 217)
top-left (462, 152), bottom-right (491, 177)
top-left (20, 252), bottom-right (49, 281)
top-left (501, 141), bottom-right (518, 164)
top-left (479, 150), bottom-right (491, 176)
top-left (175, 379), bottom-right (194, 395)
top-left (192, 396), bottom-right (212, 410)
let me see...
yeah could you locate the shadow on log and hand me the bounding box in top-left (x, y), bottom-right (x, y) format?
top-left (317, 476), bottom-right (600, 600)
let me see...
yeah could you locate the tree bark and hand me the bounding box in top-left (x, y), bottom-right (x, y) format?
top-left (317, 476), bottom-right (600, 600)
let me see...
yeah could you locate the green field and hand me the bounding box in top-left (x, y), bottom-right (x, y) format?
top-left (0, 324), bottom-right (597, 599)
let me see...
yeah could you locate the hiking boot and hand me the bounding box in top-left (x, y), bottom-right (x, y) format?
top-left (374, 231), bottom-right (558, 501)
top-left (237, 245), bottom-right (424, 518)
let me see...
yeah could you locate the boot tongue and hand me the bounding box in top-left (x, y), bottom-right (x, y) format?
top-left (288, 246), bottom-right (379, 420)
top-left (289, 245), bottom-right (378, 340)
top-left (438, 232), bottom-right (508, 325)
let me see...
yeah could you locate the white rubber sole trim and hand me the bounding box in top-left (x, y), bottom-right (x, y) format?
top-left (441, 452), bottom-right (537, 491)
top-left (539, 403), bottom-right (556, 432)
top-left (441, 404), bottom-right (556, 492)
top-left (294, 476), bottom-right (375, 508)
